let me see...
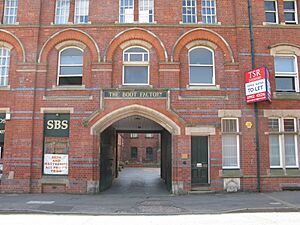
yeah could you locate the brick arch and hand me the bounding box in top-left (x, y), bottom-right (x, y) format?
top-left (0, 29), bottom-right (26, 63)
top-left (105, 28), bottom-right (168, 62)
top-left (172, 28), bottom-right (235, 63)
top-left (90, 104), bottom-right (181, 135)
top-left (269, 43), bottom-right (300, 56)
top-left (38, 28), bottom-right (100, 63)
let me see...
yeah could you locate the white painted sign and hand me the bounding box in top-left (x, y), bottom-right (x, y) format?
top-left (44, 154), bottom-right (68, 175)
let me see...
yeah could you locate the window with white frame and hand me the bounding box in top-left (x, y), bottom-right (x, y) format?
top-left (274, 55), bottom-right (298, 92)
top-left (58, 47), bottom-right (83, 86)
top-left (139, 0), bottom-right (154, 23)
top-left (0, 48), bottom-right (10, 86)
top-left (130, 133), bottom-right (138, 138)
top-left (3, 0), bottom-right (18, 24)
top-left (268, 118), bottom-right (299, 168)
top-left (182, 0), bottom-right (197, 23)
top-left (145, 133), bottom-right (154, 138)
top-left (119, 0), bottom-right (134, 23)
top-left (189, 47), bottom-right (215, 85)
top-left (123, 47), bottom-right (149, 85)
top-left (284, 0), bottom-right (298, 24)
top-left (74, 0), bottom-right (89, 24)
top-left (55, 0), bottom-right (70, 24)
top-left (202, 0), bottom-right (217, 24)
top-left (222, 118), bottom-right (240, 169)
top-left (264, 0), bottom-right (278, 23)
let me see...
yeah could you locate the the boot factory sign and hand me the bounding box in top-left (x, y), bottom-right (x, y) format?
top-left (104, 90), bottom-right (168, 99)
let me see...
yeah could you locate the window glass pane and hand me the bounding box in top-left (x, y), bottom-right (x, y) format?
top-left (275, 57), bottom-right (295, 73)
top-left (202, 0), bottom-right (217, 24)
top-left (120, 0), bottom-right (134, 23)
top-left (55, 0), bottom-right (70, 24)
top-left (269, 135), bottom-right (281, 166)
top-left (61, 49), bottom-right (83, 64)
top-left (275, 77), bottom-right (295, 92)
top-left (124, 66), bottom-right (148, 84)
top-left (284, 119), bottom-right (295, 132)
top-left (285, 12), bottom-right (296, 22)
top-left (268, 118), bottom-right (279, 132)
top-left (125, 48), bottom-right (147, 53)
top-left (284, 134), bottom-right (297, 166)
top-left (60, 66), bottom-right (83, 75)
top-left (222, 119), bottom-right (237, 133)
top-left (59, 77), bottom-right (82, 85)
top-left (3, 0), bottom-right (18, 24)
top-left (190, 48), bottom-right (213, 64)
top-left (266, 12), bottom-right (276, 22)
top-left (222, 134), bottom-right (238, 167)
top-left (183, 0), bottom-right (197, 23)
top-left (284, 1), bottom-right (295, 10)
top-left (139, 0), bottom-right (154, 23)
top-left (190, 66), bottom-right (213, 84)
top-left (265, 1), bottom-right (276, 10)
top-left (75, 0), bottom-right (89, 24)
top-left (0, 48), bottom-right (10, 86)
top-left (130, 54), bottom-right (143, 61)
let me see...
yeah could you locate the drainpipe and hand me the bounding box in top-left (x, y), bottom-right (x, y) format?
top-left (247, 0), bottom-right (261, 192)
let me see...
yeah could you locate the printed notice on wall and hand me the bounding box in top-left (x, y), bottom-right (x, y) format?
top-left (44, 154), bottom-right (68, 175)
top-left (245, 66), bottom-right (272, 104)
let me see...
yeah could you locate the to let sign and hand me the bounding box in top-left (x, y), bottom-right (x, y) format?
top-left (245, 66), bottom-right (272, 104)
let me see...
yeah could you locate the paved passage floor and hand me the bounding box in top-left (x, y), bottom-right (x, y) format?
top-left (102, 167), bottom-right (169, 196)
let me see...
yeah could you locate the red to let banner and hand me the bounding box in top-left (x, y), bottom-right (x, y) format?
top-left (245, 66), bottom-right (272, 104)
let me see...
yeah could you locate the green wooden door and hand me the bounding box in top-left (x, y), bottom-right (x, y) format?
top-left (191, 136), bottom-right (209, 185)
top-left (100, 129), bottom-right (113, 191)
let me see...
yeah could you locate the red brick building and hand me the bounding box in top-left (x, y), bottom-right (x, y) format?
top-left (0, 0), bottom-right (300, 194)
top-left (118, 133), bottom-right (160, 166)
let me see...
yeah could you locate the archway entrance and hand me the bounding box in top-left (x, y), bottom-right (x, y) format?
top-left (98, 115), bottom-right (172, 194)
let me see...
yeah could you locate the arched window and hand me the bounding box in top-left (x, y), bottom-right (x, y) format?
top-left (123, 47), bottom-right (149, 85)
top-left (189, 47), bottom-right (215, 85)
top-left (0, 47), bottom-right (10, 86)
top-left (58, 47), bottom-right (83, 86)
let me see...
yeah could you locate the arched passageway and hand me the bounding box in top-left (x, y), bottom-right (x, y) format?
top-left (97, 115), bottom-right (173, 194)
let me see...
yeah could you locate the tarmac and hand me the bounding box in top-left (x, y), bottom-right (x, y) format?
top-left (0, 167), bottom-right (299, 215)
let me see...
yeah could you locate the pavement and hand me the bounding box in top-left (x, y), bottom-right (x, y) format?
top-left (0, 167), bottom-right (299, 215)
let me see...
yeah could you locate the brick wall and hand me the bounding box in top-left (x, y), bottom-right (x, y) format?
top-left (0, 0), bottom-right (299, 194)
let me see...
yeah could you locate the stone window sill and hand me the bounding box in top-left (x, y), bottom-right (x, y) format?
top-left (50, 85), bottom-right (86, 91)
top-left (186, 85), bottom-right (220, 90)
top-left (0, 85), bottom-right (11, 91)
top-left (273, 92), bottom-right (300, 100)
